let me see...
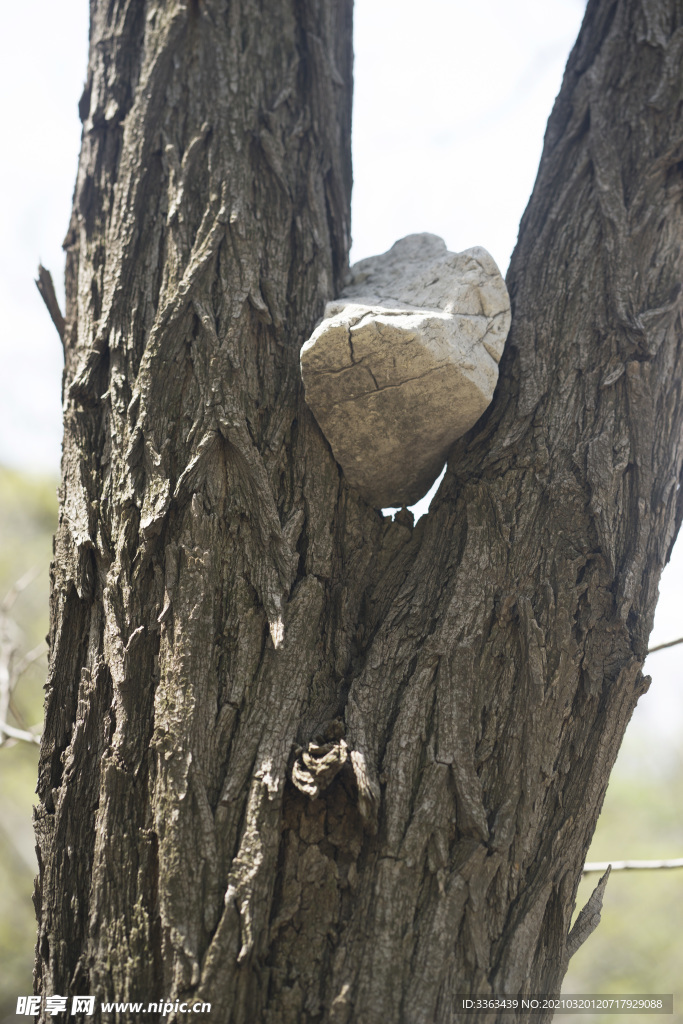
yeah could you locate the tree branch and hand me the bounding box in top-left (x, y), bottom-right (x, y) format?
top-left (566, 866), bottom-right (611, 961)
top-left (0, 571), bottom-right (45, 746)
top-left (13, 640), bottom-right (47, 681)
top-left (35, 264), bottom-right (65, 348)
top-left (647, 636), bottom-right (683, 655)
top-left (1, 567), bottom-right (41, 614)
top-left (0, 720), bottom-right (41, 746)
top-left (584, 858), bottom-right (683, 872)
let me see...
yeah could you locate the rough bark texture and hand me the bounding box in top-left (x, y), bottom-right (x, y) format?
top-left (35, 1), bottom-right (683, 1022)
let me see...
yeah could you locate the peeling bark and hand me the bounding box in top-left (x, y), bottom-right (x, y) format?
top-left (35, 1), bottom-right (683, 1022)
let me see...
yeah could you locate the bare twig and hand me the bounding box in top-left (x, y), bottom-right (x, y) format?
top-left (35, 264), bottom-right (66, 346)
top-left (13, 640), bottom-right (47, 681)
top-left (0, 720), bottom-right (41, 746)
top-left (0, 815), bottom-right (38, 873)
top-left (1, 567), bottom-right (41, 613)
top-left (647, 635), bottom-right (683, 654)
top-left (584, 858), bottom-right (683, 872)
top-left (566, 866), bottom-right (611, 961)
top-left (0, 609), bottom-right (19, 743)
top-left (0, 570), bottom-right (45, 746)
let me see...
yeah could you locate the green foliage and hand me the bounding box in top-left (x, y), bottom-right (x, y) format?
top-left (0, 465), bottom-right (57, 1017)
top-left (563, 740), bottom-right (683, 1022)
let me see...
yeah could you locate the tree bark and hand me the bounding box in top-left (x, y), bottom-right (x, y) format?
top-left (35, 1), bottom-right (683, 1022)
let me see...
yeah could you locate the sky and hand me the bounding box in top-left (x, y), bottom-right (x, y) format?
top-left (0, 0), bottom-right (681, 745)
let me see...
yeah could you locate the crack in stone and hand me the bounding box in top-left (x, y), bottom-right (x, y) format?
top-left (366, 365), bottom-right (380, 390)
top-left (344, 362), bottom-right (449, 400)
top-left (347, 325), bottom-right (356, 366)
top-left (345, 329), bottom-right (378, 388)
top-left (479, 313), bottom-right (508, 363)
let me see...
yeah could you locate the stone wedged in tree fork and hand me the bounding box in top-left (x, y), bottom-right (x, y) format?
top-left (33, 0), bottom-right (683, 1022)
top-left (300, 233), bottom-right (511, 508)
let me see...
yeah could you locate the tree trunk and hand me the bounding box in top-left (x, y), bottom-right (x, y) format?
top-left (35, 0), bottom-right (683, 1022)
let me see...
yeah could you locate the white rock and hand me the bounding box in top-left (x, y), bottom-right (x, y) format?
top-left (300, 234), bottom-right (511, 508)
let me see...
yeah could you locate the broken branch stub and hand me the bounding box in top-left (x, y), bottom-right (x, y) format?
top-left (300, 233), bottom-right (511, 508)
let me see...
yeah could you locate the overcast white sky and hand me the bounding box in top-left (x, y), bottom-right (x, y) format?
top-left (0, 0), bottom-right (681, 743)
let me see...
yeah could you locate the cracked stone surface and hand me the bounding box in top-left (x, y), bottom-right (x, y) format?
top-left (300, 233), bottom-right (511, 508)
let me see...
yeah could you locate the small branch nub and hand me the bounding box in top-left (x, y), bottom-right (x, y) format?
top-left (35, 264), bottom-right (65, 348)
top-left (567, 865), bottom-right (611, 961)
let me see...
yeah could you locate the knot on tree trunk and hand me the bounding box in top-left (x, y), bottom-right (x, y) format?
top-left (291, 736), bottom-right (350, 798)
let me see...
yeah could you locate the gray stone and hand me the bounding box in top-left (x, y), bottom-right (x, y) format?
top-left (300, 233), bottom-right (511, 508)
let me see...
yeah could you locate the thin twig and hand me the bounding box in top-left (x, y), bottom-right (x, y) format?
top-left (0, 612), bottom-right (19, 741)
top-left (0, 720), bottom-right (41, 745)
top-left (0, 815), bottom-right (38, 873)
top-left (584, 858), bottom-right (683, 873)
top-left (8, 641), bottom-right (47, 730)
top-left (35, 264), bottom-right (66, 346)
top-left (13, 640), bottom-right (47, 681)
top-left (647, 635), bottom-right (683, 654)
top-left (0, 571), bottom-right (44, 746)
top-left (1, 566), bottom-right (41, 613)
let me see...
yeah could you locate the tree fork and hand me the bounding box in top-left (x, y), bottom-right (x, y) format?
top-left (35, 1), bottom-right (683, 1022)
